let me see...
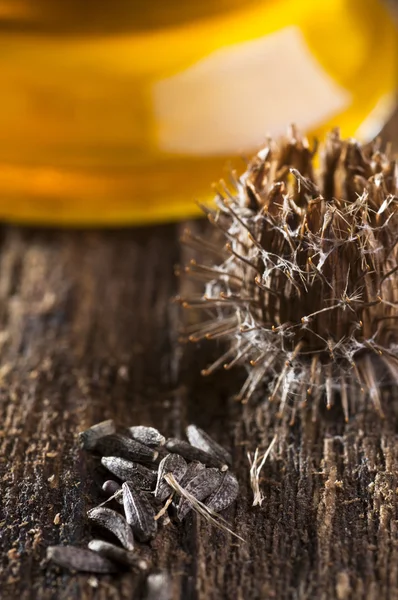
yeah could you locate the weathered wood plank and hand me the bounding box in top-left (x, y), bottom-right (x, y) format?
top-left (0, 111), bottom-right (397, 600)
top-left (0, 222), bottom-right (398, 600)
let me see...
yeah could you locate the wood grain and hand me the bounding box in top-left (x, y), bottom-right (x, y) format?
top-left (1, 113), bottom-right (398, 600)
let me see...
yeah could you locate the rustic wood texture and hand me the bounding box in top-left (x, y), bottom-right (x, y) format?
top-left (1, 114), bottom-right (398, 600)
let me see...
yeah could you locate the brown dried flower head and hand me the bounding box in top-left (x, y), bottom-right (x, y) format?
top-left (179, 127), bottom-right (398, 420)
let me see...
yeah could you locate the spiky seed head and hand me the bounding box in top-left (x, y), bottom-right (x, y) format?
top-left (180, 126), bottom-right (398, 420)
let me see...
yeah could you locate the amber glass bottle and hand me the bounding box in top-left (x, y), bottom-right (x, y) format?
top-left (0, 0), bottom-right (396, 225)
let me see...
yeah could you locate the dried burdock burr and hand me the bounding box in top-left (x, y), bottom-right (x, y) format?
top-left (179, 127), bottom-right (398, 420)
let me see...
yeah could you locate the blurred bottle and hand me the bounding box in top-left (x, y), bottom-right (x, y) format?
top-left (0, 0), bottom-right (396, 225)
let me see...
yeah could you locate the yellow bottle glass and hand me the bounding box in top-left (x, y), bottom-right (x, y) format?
top-left (0, 0), bottom-right (396, 225)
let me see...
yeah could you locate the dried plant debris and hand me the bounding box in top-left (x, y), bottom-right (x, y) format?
top-left (178, 127), bottom-right (398, 420)
top-left (48, 421), bottom-right (240, 577)
top-left (247, 436), bottom-right (277, 507)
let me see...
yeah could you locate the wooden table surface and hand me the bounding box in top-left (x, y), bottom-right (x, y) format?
top-left (1, 112), bottom-right (398, 600)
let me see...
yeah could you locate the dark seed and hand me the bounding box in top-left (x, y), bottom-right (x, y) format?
top-left (87, 507), bottom-right (135, 551)
top-left (177, 468), bottom-right (223, 520)
top-left (88, 540), bottom-right (148, 570)
top-left (102, 480), bottom-right (121, 496)
top-left (180, 461), bottom-right (206, 488)
top-left (122, 481), bottom-right (157, 542)
top-left (47, 545), bottom-right (118, 573)
top-left (79, 420), bottom-right (116, 451)
top-left (165, 438), bottom-right (228, 470)
top-left (95, 433), bottom-right (158, 464)
top-left (101, 456), bottom-right (157, 490)
top-left (129, 426), bottom-right (166, 448)
top-left (205, 471), bottom-right (239, 512)
top-left (145, 572), bottom-right (172, 600)
top-left (155, 454), bottom-right (187, 501)
top-left (186, 425), bottom-right (232, 466)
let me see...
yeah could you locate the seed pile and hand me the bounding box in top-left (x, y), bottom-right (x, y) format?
top-left (47, 421), bottom-right (239, 574)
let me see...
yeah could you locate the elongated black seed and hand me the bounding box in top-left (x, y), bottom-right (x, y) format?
top-left (122, 482), bottom-right (157, 542)
top-left (87, 507), bottom-right (135, 551)
top-left (205, 471), bottom-right (239, 512)
top-left (102, 480), bottom-right (121, 496)
top-left (79, 419), bottom-right (116, 451)
top-left (177, 468), bottom-right (223, 520)
top-left (179, 461), bottom-right (206, 488)
top-left (186, 425), bottom-right (232, 466)
top-left (129, 426), bottom-right (166, 448)
top-left (155, 454), bottom-right (187, 502)
top-left (95, 433), bottom-right (158, 464)
top-left (88, 540), bottom-right (148, 570)
top-left (165, 438), bottom-right (228, 470)
top-left (47, 546), bottom-right (118, 573)
top-left (101, 456), bottom-right (157, 490)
